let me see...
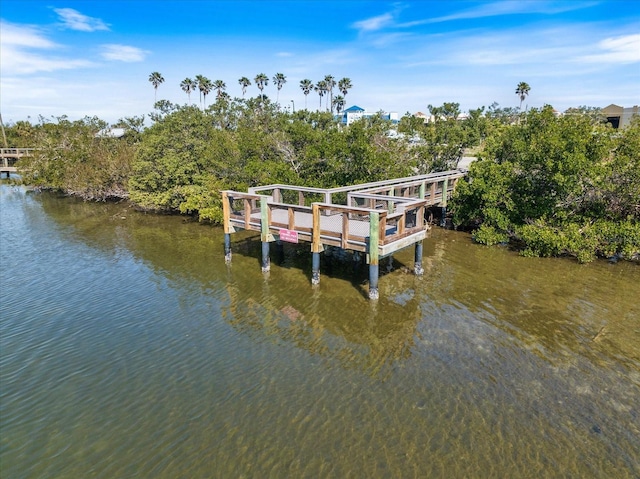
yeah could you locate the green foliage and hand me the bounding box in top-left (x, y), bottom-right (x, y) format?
top-left (14, 97), bottom-right (638, 261)
top-left (128, 105), bottom-right (231, 218)
top-left (128, 99), bottom-right (418, 222)
top-left (14, 115), bottom-right (135, 200)
top-left (452, 106), bottom-right (640, 261)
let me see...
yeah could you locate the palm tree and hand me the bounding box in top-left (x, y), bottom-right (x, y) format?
top-left (200, 78), bottom-right (213, 108)
top-left (148, 72), bottom-right (164, 102)
top-left (195, 75), bottom-right (211, 109)
top-left (254, 73), bottom-right (269, 96)
top-left (180, 78), bottom-right (196, 104)
top-left (299, 79), bottom-right (313, 110)
top-left (324, 75), bottom-right (336, 112)
top-left (314, 80), bottom-right (327, 111)
top-left (213, 79), bottom-right (226, 99)
top-left (254, 73), bottom-right (269, 106)
top-left (516, 82), bottom-right (531, 110)
top-left (332, 95), bottom-right (345, 114)
top-left (238, 77), bottom-right (251, 97)
top-left (273, 73), bottom-right (287, 106)
top-left (338, 77), bottom-right (352, 107)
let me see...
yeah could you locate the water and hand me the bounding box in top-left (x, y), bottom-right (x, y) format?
top-left (1, 184), bottom-right (639, 478)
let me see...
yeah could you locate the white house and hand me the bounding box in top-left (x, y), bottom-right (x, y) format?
top-left (341, 105), bottom-right (365, 125)
top-left (340, 106), bottom-right (399, 125)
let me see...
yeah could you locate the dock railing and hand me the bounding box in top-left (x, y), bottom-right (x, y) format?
top-left (222, 190), bottom-right (429, 252)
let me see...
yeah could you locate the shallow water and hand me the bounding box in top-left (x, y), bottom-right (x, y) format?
top-left (1, 184), bottom-right (638, 478)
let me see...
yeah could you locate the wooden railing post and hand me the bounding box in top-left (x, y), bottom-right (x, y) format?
top-left (311, 204), bottom-right (322, 285)
top-left (222, 192), bottom-right (232, 263)
top-left (441, 178), bottom-right (449, 227)
top-left (341, 212), bottom-right (349, 249)
top-left (368, 211), bottom-right (380, 300)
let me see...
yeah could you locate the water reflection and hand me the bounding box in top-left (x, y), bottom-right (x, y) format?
top-left (33, 188), bottom-right (639, 373)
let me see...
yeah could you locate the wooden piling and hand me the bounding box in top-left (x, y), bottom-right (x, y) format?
top-left (414, 241), bottom-right (424, 275)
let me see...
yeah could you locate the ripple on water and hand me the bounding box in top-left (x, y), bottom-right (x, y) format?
top-left (1, 186), bottom-right (639, 478)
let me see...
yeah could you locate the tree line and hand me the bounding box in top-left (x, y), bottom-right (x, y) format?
top-left (149, 71), bottom-right (353, 113)
top-left (5, 95), bottom-right (638, 263)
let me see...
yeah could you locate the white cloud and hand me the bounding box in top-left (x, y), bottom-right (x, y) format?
top-left (352, 13), bottom-right (394, 32)
top-left (101, 44), bottom-right (149, 62)
top-left (277, 52), bottom-right (293, 57)
top-left (54, 8), bottom-right (110, 32)
top-left (400, 1), bottom-right (598, 27)
top-left (0, 21), bottom-right (93, 74)
top-left (0, 21), bottom-right (57, 48)
top-left (1, 45), bottom-right (94, 74)
top-left (577, 34), bottom-right (640, 64)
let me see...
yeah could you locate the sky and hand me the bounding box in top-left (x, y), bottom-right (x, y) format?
top-left (1, 0), bottom-right (639, 125)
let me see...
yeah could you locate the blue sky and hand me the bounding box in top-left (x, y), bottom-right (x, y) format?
top-left (1, 0), bottom-right (639, 124)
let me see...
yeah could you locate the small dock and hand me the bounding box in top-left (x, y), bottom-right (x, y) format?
top-left (0, 148), bottom-right (33, 177)
top-left (222, 170), bottom-right (466, 299)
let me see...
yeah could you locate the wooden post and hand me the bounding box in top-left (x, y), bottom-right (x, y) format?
top-left (224, 234), bottom-right (232, 263)
top-left (419, 181), bottom-right (426, 200)
top-left (311, 204), bottom-right (322, 285)
top-left (261, 198), bottom-right (270, 273)
top-left (414, 241), bottom-right (424, 275)
top-left (341, 212), bottom-right (349, 249)
top-left (369, 211), bottom-right (380, 300)
top-left (222, 192), bottom-right (232, 263)
top-left (312, 251), bottom-right (320, 285)
top-left (288, 207), bottom-right (295, 229)
top-left (441, 178), bottom-right (449, 207)
top-left (440, 178), bottom-right (449, 227)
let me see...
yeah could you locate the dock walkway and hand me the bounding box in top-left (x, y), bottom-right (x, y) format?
top-left (222, 169), bottom-right (466, 299)
top-left (0, 148), bottom-right (34, 177)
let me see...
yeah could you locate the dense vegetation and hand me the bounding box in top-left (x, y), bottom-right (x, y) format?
top-left (6, 98), bottom-right (639, 262)
top-left (451, 106), bottom-right (640, 262)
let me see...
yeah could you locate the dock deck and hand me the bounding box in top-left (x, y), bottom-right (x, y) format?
top-left (222, 169), bottom-right (466, 298)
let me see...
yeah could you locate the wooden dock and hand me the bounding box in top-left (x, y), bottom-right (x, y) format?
top-left (222, 170), bottom-right (466, 299)
top-left (0, 148), bottom-right (33, 177)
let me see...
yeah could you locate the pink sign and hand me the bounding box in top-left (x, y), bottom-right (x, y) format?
top-left (279, 229), bottom-right (299, 243)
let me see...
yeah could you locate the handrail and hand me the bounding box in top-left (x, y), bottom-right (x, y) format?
top-left (248, 169), bottom-right (466, 204)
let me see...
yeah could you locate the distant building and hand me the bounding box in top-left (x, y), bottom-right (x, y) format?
top-left (342, 105), bottom-right (365, 125)
top-left (601, 104), bottom-right (639, 128)
top-left (413, 112), bottom-right (428, 123)
top-left (340, 106), bottom-right (399, 125)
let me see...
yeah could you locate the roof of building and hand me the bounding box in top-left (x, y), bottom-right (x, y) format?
top-left (344, 105), bottom-right (365, 112)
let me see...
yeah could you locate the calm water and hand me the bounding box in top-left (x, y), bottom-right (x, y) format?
top-left (1, 183), bottom-right (639, 478)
